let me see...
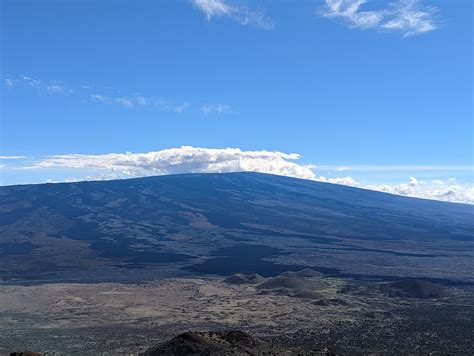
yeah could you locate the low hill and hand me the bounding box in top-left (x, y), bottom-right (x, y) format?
top-left (140, 331), bottom-right (334, 356)
top-left (380, 279), bottom-right (449, 299)
top-left (140, 331), bottom-right (279, 356)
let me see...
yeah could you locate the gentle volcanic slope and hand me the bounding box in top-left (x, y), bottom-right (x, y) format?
top-left (0, 172), bottom-right (473, 283)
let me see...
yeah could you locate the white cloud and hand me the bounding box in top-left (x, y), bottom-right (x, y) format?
top-left (317, 165), bottom-right (473, 172)
top-left (315, 175), bottom-right (474, 204)
top-left (7, 74), bottom-right (231, 115)
top-left (382, 0), bottom-right (438, 36)
top-left (102, 95), bottom-right (192, 113)
top-left (4, 147), bottom-right (472, 204)
top-left (4, 78), bottom-right (15, 88)
top-left (321, 0), bottom-right (439, 36)
top-left (8, 75), bottom-right (74, 95)
top-left (174, 102), bottom-right (190, 114)
top-left (0, 155), bottom-right (27, 160)
top-left (90, 94), bottom-right (108, 103)
top-left (193, 0), bottom-right (229, 20)
top-left (115, 97), bottom-right (134, 108)
top-left (364, 177), bottom-right (474, 204)
top-left (323, 0), bottom-right (384, 28)
top-left (19, 75), bottom-right (43, 88)
top-left (192, 0), bottom-right (274, 30)
top-left (201, 104), bottom-right (233, 115)
top-left (33, 146), bottom-right (316, 180)
top-left (317, 175), bottom-right (359, 186)
top-left (88, 92), bottom-right (226, 115)
top-left (46, 84), bottom-right (65, 93)
top-left (135, 95), bottom-right (150, 106)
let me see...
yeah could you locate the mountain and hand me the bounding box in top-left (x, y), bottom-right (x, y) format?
top-left (1, 172), bottom-right (473, 283)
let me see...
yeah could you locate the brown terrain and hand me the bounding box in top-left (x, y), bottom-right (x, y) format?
top-left (1, 271), bottom-right (473, 355)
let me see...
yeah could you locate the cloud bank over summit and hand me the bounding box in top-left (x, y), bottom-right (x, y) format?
top-left (34, 146), bottom-right (316, 180)
top-left (3, 146), bottom-right (471, 204)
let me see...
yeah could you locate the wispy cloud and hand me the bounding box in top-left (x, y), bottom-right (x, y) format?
top-left (381, 0), bottom-right (438, 36)
top-left (4, 74), bottom-right (231, 116)
top-left (4, 78), bottom-right (15, 88)
top-left (200, 104), bottom-right (233, 115)
top-left (321, 0), bottom-right (439, 36)
top-left (0, 155), bottom-right (27, 160)
top-left (46, 84), bottom-right (66, 94)
top-left (90, 93), bottom-right (192, 113)
top-left (90, 94), bottom-right (107, 103)
top-left (316, 165), bottom-right (473, 172)
top-left (322, 0), bottom-right (384, 29)
top-left (191, 0), bottom-right (274, 30)
top-left (19, 75), bottom-right (43, 88)
top-left (115, 97), bottom-right (134, 108)
top-left (174, 102), bottom-right (190, 114)
top-left (4, 75), bottom-right (74, 95)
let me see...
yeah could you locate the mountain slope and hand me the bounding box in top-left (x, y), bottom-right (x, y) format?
top-left (1, 172), bottom-right (473, 283)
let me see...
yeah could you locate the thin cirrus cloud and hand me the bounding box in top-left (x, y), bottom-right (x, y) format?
top-left (191, 0), bottom-right (274, 30)
top-left (321, 0), bottom-right (439, 36)
top-left (317, 165), bottom-right (474, 172)
top-left (0, 155), bottom-right (27, 159)
top-left (6, 146), bottom-right (472, 204)
top-left (92, 93), bottom-right (205, 115)
top-left (3, 75), bottom-right (233, 116)
top-left (6, 75), bottom-right (72, 94)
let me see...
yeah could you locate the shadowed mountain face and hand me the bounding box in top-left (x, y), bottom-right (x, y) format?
top-left (0, 172), bottom-right (473, 283)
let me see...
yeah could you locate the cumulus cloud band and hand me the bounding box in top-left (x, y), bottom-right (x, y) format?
top-left (19, 146), bottom-right (473, 204)
top-left (34, 146), bottom-right (316, 180)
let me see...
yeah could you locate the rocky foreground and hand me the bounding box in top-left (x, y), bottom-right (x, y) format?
top-left (140, 331), bottom-right (335, 355)
top-left (2, 273), bottom-right (473, 355)
top-left (10, 331), bottom-right (335, 356)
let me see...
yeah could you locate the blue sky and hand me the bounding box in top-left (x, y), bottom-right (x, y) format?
top-left (1, 0), bottom-right (473, 203)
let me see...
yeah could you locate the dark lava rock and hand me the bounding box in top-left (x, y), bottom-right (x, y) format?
top-left (10, 352), bottom-right (42, 356)
top-left (282, 268), bottom-right (324, 278)
top-left (256, 275), bottom-right (329, 291)
top-left (289, 290), bottom-right (324, 300)
top-left (313, 298), bottom-right (349, 306)
top-left (141, 330), bottom-right (288, 355)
